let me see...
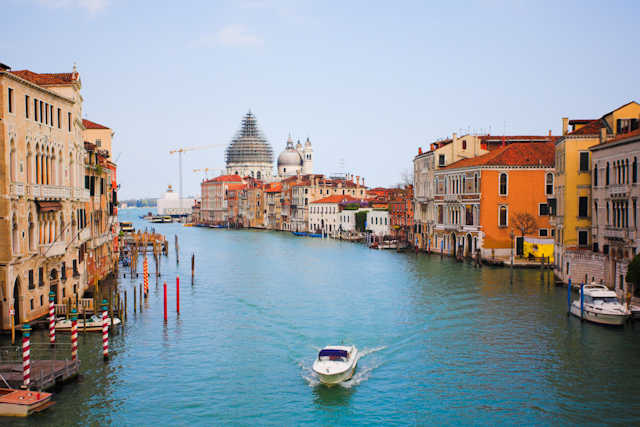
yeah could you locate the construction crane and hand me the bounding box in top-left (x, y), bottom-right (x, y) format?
top-left (193, 167), bottom-right (225, 180)
top-left (170, 144), bottom-right (225, 208)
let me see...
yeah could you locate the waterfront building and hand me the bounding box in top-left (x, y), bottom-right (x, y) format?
top-left (366, 209), bottom-right (391, 237)
top-left (390, 186), bottom-right (414, 244)
top-left (550, 102), bottom-right (640, 285)
top-left (435, 142), bottom-right (555, 258)
top-left (157, 183), bottom-right (195, 216)
top-left (200, 175), bottom-right (245, 225)
top-left (225, 112), bottom-right (274, 180)
top-left (415, 133), bottom-right (555, 253)
top-left (245, 181), bottom-right (266, 228)
top-left (0, 63), bottom-right (115, 328)
top-left (589, 128), bottom-right (640, 296)
top-left (265, 183), bottom-right (282, 229)
top-left (309, 195), bottom-right (360, 234)
top-left (227, 183), bottom-right (248, 228)
top-left (83, 119), bottom-right (114, 157)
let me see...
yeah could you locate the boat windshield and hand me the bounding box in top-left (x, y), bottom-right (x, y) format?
top-left (593, 297), bottom-right (620, 304)
top-left (319, 349), bottom-right (348, 359)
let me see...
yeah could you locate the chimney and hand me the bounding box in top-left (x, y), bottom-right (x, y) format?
top-left (356, 176), bottom-right (360, 186)
top-left (452, 133), bottom-right (458, 160)
top-left (600, 127), bottom-right (606, 144)
top-left (549, 130), bottom-right (552, 137)
top-left (418, 147), bottom-right (422, 155)
top-left (562, 117), bottom-right (568, 135)
top-left (362, 178), bottom-right (365, 187)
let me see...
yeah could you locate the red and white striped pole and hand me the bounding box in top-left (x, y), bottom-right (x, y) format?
top-left (163, 281), bottom-right (167, 322)
top-left (70, 308), bottom-right (78, 361)
top-left (22, 324), bottom-right (32, 387)
top-left (101, 299), bottom-right (109, 361)
top-left (176, 275), bottom-right (180, 314)
top-left (48, 291), bottom-right (56, 345)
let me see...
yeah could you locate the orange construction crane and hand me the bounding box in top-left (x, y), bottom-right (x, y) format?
top-left (170, 144), bottom-right (225, 208)
top-left (193, 167), bottom-right (225, 180)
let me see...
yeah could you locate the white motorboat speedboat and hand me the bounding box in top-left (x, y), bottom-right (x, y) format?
top-left (570, 283), bottom-right (631, 325)
top-left (312, 345), bottom-right (358, 385)
top-left (55, 315), bottom-right (121, 332)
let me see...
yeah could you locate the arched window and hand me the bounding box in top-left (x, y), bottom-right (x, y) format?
top-left (499, 206), bottom-right (508, 227)
top-left (462, 140), bottom-right (467, 150)
top-left (28, 214), bottom-right (35, 252)
top-left (606, 162), bottom-right (610, 185)
top-left (546, 173), bottom-right (554, 195)
top-left (499, 173), bottom-right (508, 195)
top-left (633, 157), bottom-right (638, 183)
top-left (626, 159), bottom-right (630, 184)
top-left (462, 176), bottom-right (466, 193)
top-left (257, 171), bottom-right (261, 179)
top-left (593, 165), bottom-right (598, 187)
top-left (474, 173), bottom-right (478, 193)
top-left (12, 214), bottom-right (19, 254)
top-left (10, 139), bottom-right (17, 182)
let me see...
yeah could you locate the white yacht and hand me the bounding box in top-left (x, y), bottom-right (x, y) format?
top-left (570, 283), bottom-right (631, 325)
top-left (55, 315), bottom-right (121, 332)
top-left (312, 345), bottom-right (358, 385)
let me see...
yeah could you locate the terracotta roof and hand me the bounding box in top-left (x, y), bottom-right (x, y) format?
top-left (10, 70), bottom-right (77, 86)
top-left (226, 183), bottom-right (247, 191)
top-left (442, 143), bottom-right (555, 169)
top-left (602, 128), bottom-right (640, 145)
top-left (311, 195), bottom-right (360, 204)
top-left (83, 119), bottom-right (109, 130)
top-left (566, 119), bottom-right (604, 136)
top-left (265, 183), bottom-right (282, 193)
top-left (479, 135), bottom-right (553, 142)
top-left (204, 174), bottom-right (244, 183)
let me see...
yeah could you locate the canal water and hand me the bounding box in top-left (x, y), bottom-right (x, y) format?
top-left (3, 209), bottom-right (640, 426)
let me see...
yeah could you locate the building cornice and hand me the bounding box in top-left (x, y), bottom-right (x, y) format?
top-left (0, 71), bottom-right (76, 105)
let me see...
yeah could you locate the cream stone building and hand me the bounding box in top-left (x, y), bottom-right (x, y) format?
top-left (1, 63), bottom-right (92, 329)
top-left (83, 119), bottom-right (114, 157)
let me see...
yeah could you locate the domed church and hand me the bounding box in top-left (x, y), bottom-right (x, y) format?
top-left (225, 111), bottom-right (274, 180)
top-left (277, 135), bottom-right (313, 177)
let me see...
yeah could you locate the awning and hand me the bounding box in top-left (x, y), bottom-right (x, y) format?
top-left (37, 201), bottom-right (62, 212)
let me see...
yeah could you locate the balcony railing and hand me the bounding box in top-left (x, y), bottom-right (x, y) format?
top-left (79, 227), bottom-right (91, 242)
top-left (604, 227), bottom-right (637, 241)
top-left (89, 234), bottom-right (110, 249)
top-left (606, 184), bottom-right (630, 198)
top-left (39, 241), bottom-right (66, 257)
top-left (9, 182), bottom-right (25, 196)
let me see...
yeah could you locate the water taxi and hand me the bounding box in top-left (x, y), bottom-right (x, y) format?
top-left (312, 345), bottom-right (358, 385)
top-left (0, 387), bottom-right (55, 417)
top-left (55, 315), bottom-right (121, 332)
top-left (571, 283), bottom-right (631, 325)
top-left (119, 221), bottom-right (135, 234)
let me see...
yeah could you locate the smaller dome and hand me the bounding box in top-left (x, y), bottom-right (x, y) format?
top-left (295, 139), bottom-right (302, 150)
top-left (304, 137), bottom-right (312, 148)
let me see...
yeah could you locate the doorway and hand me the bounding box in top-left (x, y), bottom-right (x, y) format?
top-left (516, 237), bottom-right (524, 256)
top-left (13, 277), bottom-right (21, 324)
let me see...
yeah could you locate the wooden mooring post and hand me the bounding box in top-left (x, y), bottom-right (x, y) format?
top-left (175, 235), bottom-right (179, 264)
top-left (191, 253), bottom-right (195, 278)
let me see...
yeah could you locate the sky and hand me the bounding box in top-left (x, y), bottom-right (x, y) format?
top-left (3, 0), bottom-right (639, 198)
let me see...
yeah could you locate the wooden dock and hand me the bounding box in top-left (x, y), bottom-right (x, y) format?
top-left (0, 359), bottom-right (80, 390)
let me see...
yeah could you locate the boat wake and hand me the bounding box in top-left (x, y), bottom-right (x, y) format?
top-left (300, 345), bottom-right (386, 388)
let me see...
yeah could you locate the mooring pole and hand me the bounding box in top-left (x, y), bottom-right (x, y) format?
top-left (176, 276), bottom-right (180, 314)
top-left (101, 299), bottom-right (109, 361)
top-left (163, 281), bottom-right (168, 322)
top-left (191, 253), bottom-right (195, 278)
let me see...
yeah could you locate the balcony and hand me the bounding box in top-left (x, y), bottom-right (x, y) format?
top-left (40, 241), bottom-right (66, 257)
top-left (10, 182), bottom-right (25, 196)
top-left (79, 227), bottom-right (91, 242)
top-left (89, 234), bottom-right (111, 249)
top-left (444, 194), bottom-right (461, 203)
top-left (604, 227), bottom-right (637, 241)
top-left (606, 184), bottom-right (630, 198)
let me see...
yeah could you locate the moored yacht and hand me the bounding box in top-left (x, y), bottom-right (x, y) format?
top-left (312, 345), bottom-right (358, 385)
top-left (570, 283), bottom-right (631, 325)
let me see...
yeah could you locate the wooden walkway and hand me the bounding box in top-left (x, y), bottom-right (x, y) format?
top-left (0, 359), bottom-right (80, 390)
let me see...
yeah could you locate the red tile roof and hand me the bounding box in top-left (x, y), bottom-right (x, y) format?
top-left (265, 183), bottom-right (282, 193)
top-left (478, 135), bottom-right (553, 142)
top-left (602, 128), bottom-right (640, 144)
top-left (204, 174), bottom-right (244, 183)
top-left (83, 119), bottom-right (109, 130)
top-left (311, 195), bottom-right (361, 204)
top-left (566, 119), bottom-right (605, 136)
top-left (442, 143), bottom-right (555, 169)
top-left (10, 70), bottom-right (77, 86)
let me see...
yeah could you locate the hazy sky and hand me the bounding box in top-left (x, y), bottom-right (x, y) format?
top-left (3, 0), bottom-right (639, 198)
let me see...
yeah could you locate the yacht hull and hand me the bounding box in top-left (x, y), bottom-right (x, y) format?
top-left (570, 303), bottom-right (630, 325)
top-left (0, 389), bottom-right (53, 417)
top-left (316, 359), bottom-right (357, 385)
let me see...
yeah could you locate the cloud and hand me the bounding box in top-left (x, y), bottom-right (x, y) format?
top-left (198, 25), bottom-right (263, 47)
top-left (20, 0), bottom-right (113, 18)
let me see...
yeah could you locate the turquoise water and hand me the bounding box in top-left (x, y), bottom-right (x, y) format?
top-left (3, 209), bottom-right (640, 426)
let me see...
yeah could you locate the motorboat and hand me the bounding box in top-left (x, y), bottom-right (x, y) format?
top-left (163, 216), bottom-right (172, 223)
top-left (55, 315), bottom-right (121, 332)
top-left (119, 221), bottom-right (135, 234)
top-left (312, 345), bottom-right (358, 385)
top-left (570, 283), bottom-right (631, 325)
top-left (0, 386), bottom-right (55, 417)
top-left (149, 216), bottom-right (163, 224)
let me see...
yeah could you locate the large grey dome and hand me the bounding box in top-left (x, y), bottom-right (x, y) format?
top-left (277, 135), bottom-right (303, 167)
top-left (225, 112), bottom-right (274, 166)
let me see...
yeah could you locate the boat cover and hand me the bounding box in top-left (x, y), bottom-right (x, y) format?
top-left (319, 349), bottom-right (348, 358)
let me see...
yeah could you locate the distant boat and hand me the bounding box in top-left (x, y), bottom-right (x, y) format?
top-left (292, 232), bottom-right (308, 236)
top-left (55, 315), bottom-right (121, 332)
top-left (163, 216), bottom-right (172, 223)
top-left (209, 224), bottom-right (224, 228)
top-left (307, 233), bottom-right (322, 238)
top-left (312, 345), bottom-right (358, 385)
top-left (149, 216), bottom-right (163, 224)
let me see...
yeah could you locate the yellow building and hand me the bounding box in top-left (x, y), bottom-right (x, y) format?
top-left (551, 101), bottom-right (640, 284)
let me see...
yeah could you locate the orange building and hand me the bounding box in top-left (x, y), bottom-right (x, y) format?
top-left (434, 143), bottom-right (555, 258)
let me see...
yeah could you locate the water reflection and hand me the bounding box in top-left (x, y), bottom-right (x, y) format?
top-left (312, 383), bottom-right (356, 410)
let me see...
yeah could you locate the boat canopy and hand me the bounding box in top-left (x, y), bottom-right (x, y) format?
top-left (319, 349), bottom-right (348, 358)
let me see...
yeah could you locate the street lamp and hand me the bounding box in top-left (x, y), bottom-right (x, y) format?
top-left (509, 228), bottom-right (515, 283)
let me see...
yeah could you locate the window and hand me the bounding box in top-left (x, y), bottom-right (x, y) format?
top-left (546, 173), bottom-right (553, 195)
top-left (499, 173), bottom-right (508, 195)
top-left (499, 206), bottom-right (507, 227)
top-left (462, 140), bottom-right (467, 150)
top-left (438, 154), bottom-right (445, 167)
top-left (34, 99), bottom-right (38, 122)
top-left (551, 228), bottom-right (555, 237)
top-left (578, 230), bottom-right (588, 246)
top-left (539, 229), bottom-right (548, 237)
top-left (578, 196), bottom-right (588, 218)
top-left (25, 95), bottom-right (30, 118)
top-left (28, 270), bottom-right (34, 290)
top-left (57, 108), bottom-right (61, 128)
top-left (50, 105), bottom-right (53, 126)
top-left (634, 157), bottom-right (637, 183)
top-left (539, 203), bottom-right (549, 216)
top-left (606, 162), bottom-right (610, 185)
top-left (68, 112), bottom-right (72, 131)
top-left (594, 165), bottom-right (598, 186)
top-left (8, 88), bottom-right (14, 113)
top-left (40, 295), bottom-right (44, 306)
top-left (579, 152), bottom-right (589, 172)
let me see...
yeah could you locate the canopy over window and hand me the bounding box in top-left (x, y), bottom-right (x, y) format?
top-left (319, 349), bottom-right (348, 358)
top-left (36, 201), bottom-right (62, 212)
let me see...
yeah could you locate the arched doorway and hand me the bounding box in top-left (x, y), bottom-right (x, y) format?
top-left (450, 233), bottom-right (456, 256)
top-left (13, 277), bottom-right (22, 324)
top-left (466, 234), bottom-right (473, 258)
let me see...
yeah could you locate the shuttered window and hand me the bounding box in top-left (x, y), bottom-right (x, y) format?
top-left (579, 152), bottom-right (589, 172)
top-left (578, 197), bottom-right (588, 218)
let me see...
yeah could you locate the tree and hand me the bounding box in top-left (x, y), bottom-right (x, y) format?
top-left (399, 168), bottom-right (414, 187)
top-left (626, 254), bottom-right (640, 297)
top-left (510, 212), bottom-right (538, 258)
